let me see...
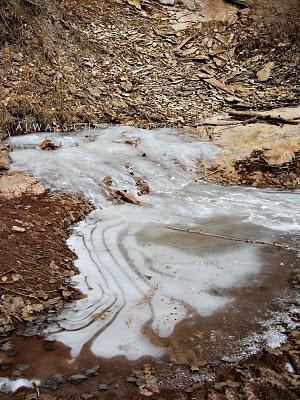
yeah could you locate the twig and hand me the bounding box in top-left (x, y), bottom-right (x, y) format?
top-left (0, 286), bottom-right (39, 300)
top-left (203, 77), bottom-right (236, 96)
top-left (164, 226), bottom-right (296, 251)
top-left (0, 269), bottom-right (14, 278)
top-left (207, 168), bottom-right (220, 176)
top-left (228, 110), bottom-right (300, 126)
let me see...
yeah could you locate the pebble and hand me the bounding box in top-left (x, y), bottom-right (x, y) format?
top-left (43, 373), bottom-right (65, 391)
top-left (85, 365), bottom-right (100, 377)
top-left (159, 0), bottom-right (175, 5)
top-left (52, 373), bottom-right (64, 384)
top-left (12, 226), bottom-right (26, 233)
top-left (0, 154), bottom-right (11, 170)
top-left (68, 374), bottom-right (87, 384)
top-left (98, 384), bottom-right (110, 391)
top-left (12, 52), bottom-right (24, 63)
top-left (127, 376), bottom-right (137, 382)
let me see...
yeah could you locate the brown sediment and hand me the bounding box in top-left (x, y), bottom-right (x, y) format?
top-left (0, 183), bottom-right (94, 333)
top-left (139, 222), bottom-right (299, 364)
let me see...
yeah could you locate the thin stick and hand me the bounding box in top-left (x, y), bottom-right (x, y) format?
top-left (228, 110), bottom-right (300, 126)
top-left (164, 226), bottom-right (296, 251)
top-left (0, 286), bottom-right (39, 300)
top-left (0, 269), bottom-right (14, 278)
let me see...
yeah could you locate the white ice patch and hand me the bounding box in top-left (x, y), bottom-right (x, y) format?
top-left (8, 127), bottom-right (300, 360)
top-left (286, 362), bottom-right (295, 374)
top-left (44, 214), bottom-right (262, 359)
top-left (225, 308), bottom-right (300, 363)
top-left (9, 127), bottom-right (300, 232)
top-left (0, 378), bottom-right (40, 394)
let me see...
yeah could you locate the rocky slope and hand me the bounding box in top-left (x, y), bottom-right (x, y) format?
top-left (0, 0), bottom-right (299, 138)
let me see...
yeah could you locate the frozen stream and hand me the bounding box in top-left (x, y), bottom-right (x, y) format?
top-left (9, 126), bottom-right (300, 361)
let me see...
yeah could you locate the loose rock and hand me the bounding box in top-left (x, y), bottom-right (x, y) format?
top-left (68, 374), bottom-right (87, 384)
top-left (257, 62), bottom-right (275, 82)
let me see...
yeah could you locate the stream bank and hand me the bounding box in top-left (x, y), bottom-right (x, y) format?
top-left (0, 173), bottom-right (93, 334)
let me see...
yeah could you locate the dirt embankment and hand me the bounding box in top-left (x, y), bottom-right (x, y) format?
top-left (0, 172), bottom-right (93, 334)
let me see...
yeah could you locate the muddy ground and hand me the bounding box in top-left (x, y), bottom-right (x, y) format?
top-left (0, 173), bottom-right (93, 333)
top-left (0, 0), bottom-right (300, 399)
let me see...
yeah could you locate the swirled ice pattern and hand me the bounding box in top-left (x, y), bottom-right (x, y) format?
top-left (9, 127), bottom-right (300, 360)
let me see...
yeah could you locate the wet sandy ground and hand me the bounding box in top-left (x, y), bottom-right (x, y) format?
top-left (0, 226), bottom-right (298, 398)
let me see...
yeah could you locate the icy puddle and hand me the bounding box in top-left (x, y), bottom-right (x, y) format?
top-left (9, 127), bottom-right (300, 364)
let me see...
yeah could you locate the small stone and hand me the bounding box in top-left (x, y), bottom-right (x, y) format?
top-left (39, 139), bottom-right (60, 151)
top-left (214, 380), bottom-right (240, 390)
top-left (257, 62), bottom-right (275, 82)
top-left (221, 356), bottom-right (234, 363)
top-left (120, 81), bottom-right (133, 92)
top-left (43, 381), bottom-right (59, 391)
top-left (159, 0), bottom-right (175, 5)
top-left (85, 365), bottom-right (99, 377)
top-left (12, 226), bottom-right (26, 233)
top-left (87, 87), bottom-right (101, 98)
top-left (0, 154), bottom-right (11, 171)
top-left (127, 376), bottom-right (137, 382)
top-left (12, 52), bottom-right (23, 63)
top-left (98, 384), bottom-right (110, 391)
top-left (68, 374), bottom-right (87, 384)
top-left (0, 172), bottom-right (46, 199)
top-left (52, 373), bottom-right (64, 384)
top-left (103, 176), bottom-right (112, 186)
